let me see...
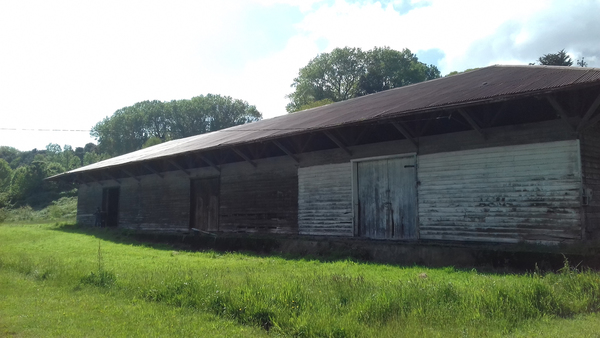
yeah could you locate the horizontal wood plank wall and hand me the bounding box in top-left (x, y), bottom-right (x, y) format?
top-left (219, 157), bottom-right (298, 234)
top-left (580, 125), bottom-right (600, 240)
top-left (77, 167), bottom-right (218, 231)
top-left (418, 140), bottom-right (582, 244)
top-left (298, 163), bottom-right (353, 236)
top-left (118, 172), bottom-right (189, 231)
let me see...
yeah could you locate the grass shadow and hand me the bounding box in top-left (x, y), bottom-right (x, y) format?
top-left (51, 223), bottom-right (600, 275)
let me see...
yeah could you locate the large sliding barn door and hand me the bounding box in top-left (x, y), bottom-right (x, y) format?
top-left (357, 156), bottom-right (417, 239)
top-left (190, 177), bottom-right (220, 231)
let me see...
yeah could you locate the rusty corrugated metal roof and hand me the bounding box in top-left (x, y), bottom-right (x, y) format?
top-left (57, 65), bottom-right (600, 176)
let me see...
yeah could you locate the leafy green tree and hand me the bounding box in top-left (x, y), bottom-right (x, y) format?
top-left (536, 49), bottom-right (573, 66)
top-left (358, 47), bottom-right (440, 95)
top-left (10, 162), bottom-right (46, 202)
top-left (286, 46), bottom-right (441, 113)
top-left (142, 136), bottom-right (163, 149)
top-left (83, 152), bottom-right (110, 166)
top-left (92, 94), bottom-right (261, 156)
top-left (0, 159), bottom-right (12, 193)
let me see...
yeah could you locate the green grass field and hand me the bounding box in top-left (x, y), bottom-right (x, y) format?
top-left (1, 223), bottom-right (600, 337)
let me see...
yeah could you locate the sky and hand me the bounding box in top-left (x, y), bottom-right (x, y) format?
top-left (1, 0), bottom-right (599, 151)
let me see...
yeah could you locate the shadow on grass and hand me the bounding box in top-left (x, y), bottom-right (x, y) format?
top-left (51, 223), bottom-right (600, 274)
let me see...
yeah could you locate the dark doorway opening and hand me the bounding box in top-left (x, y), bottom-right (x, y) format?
top-left (102, 187), bottom-right (120, 227)
top-left (190, 177), bottom-right (220, 231)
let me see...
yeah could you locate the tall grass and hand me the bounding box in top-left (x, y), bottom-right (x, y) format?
top-left (0, 196), bottom-right (76, 224)
top-left (1, 223), bottom-right (599, 337)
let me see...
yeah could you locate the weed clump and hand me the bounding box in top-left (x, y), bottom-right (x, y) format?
top-left (80, 241), bottom-right (116, 288)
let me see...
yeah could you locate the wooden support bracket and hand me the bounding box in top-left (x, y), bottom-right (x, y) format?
top-left (76, 174), bottom-right (90, 187)
top-left (488, 102), bottom-right (507, 127)
top-left (232, 147), bottom-right (257, 168)
top-left (102, 172), bottom-right (121, 185)
top-left (546, 96), bottom-right (575, 132)
top-left (576, 91), bottom-right (600, 133)
top-left (391, 121), bottom-right (418, 147)
top-left (352, 125), bottom-right (372, 145)
top-left (121, 168), bottom-right (140, 182)
top-left (272, 140), bottom-right (299, 163)
top-left (143, 164), bottom-right (164, 178)
top-left (84, 173), bottom-right (102, 185)
top-left (324, 130), bottom-right (352, 156)
top-left (167, 159), bottom-right (190, 176)
top-left (198, 154), bottom-right (221, 173)
top-left (458, 108), bottom-right (485, 138)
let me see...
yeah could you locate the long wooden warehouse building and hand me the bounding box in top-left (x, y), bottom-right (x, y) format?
top-left (52, 65), bottom-right (600, 246)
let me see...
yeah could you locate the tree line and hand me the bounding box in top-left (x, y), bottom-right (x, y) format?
top-left (92, 94), bottom-right (261, 157)
top-left (0, 143), bottom-right (108, 209)
top-left (286, 46), bottom-right (441, 112)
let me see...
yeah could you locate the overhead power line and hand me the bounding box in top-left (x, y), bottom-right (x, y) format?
top-left (0, 127), bottom-right (90, 132)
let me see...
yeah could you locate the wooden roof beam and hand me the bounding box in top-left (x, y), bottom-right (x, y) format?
top-left (546, 96), bottom-right (575, 132)
top-left (197, 154), bottom-right (221, 173)
top-left (167, 159), bottom-right (190, 176)
top-left (299, 133), bottom-right (315, 153)
top-left (84, 173), bottom-right (103, 186)
top-left (487, 102), bottom-right (507, 128)
top-left (272, 140), bottom-right (299, 163)
top-left (76, 174), bottom-right (90, 187)
top-left (232, 147), bottom-right (257, 168)
top-left (458, 108), bottom-right (485, 138)
top-left (391, 121), bottom-right (417, 147)
top-left (576, 91), bottom-right (600, 133)
top-left (120, 168), bottom-right (140, 182)
top-left (143, 163), bottom-right (163, 179)
top-left (324, 130), bottom-right (352, 156)
top-left (102, 172), bottom-right (121, 185)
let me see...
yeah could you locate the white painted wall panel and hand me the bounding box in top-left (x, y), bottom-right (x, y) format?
top-left (418, 140), bottom-right (582, 244)
top-left (298, 163), bottom-right (353, 236)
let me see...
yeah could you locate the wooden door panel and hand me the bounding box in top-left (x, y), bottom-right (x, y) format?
top-left (191, 177), bottom-right (220, 231)
top-left (357, 156), bottom-right (417, 240)
top-left (387, 157), bottom-right (417, 239)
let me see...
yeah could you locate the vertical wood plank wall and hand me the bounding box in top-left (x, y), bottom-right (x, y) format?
top-left (298, 163), bottom-right (353, 236)
top-left (418, 140), bottom-right (583, 244)
top-left (580, 125), bottom-right (600, 239)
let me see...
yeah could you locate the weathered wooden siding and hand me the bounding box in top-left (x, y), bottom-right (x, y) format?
top-left (77, 184), bottom-right (105, 225)
top-left (418, 140), bottom-right (582, 244)
top-left (219, 157), bottom-right (298, 233)
top-left (580, 124), bottom-right (600, 240)
top-left (77, 167), bottom-right (218, 231)
top-left (298, 163), bottom-right (353, 236)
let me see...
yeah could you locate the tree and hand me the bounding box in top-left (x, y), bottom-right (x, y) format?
top-left (286, 46), bottom-right (441, 113)
top-left (577, 57), bottom-right (588, 67)
top-left (536, 49), bottom-right (573, 66)
top-left (0, 159), bottom-right (12, 193)
top-left (286, 47), bottom-right (367, 112)
top-left (358, 47), bottom-right (440, 95)
top-left (91, 94), bottom-right (261, 156)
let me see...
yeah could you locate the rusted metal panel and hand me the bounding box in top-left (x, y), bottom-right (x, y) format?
top-left (219, 157), bottom-right (298, 234)
top-left (298, 163), bottom-right (353, 236)
top-left (53, 66), bottom-right (600, 179)
top-left (418, 140), bottom-right (582, 244)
